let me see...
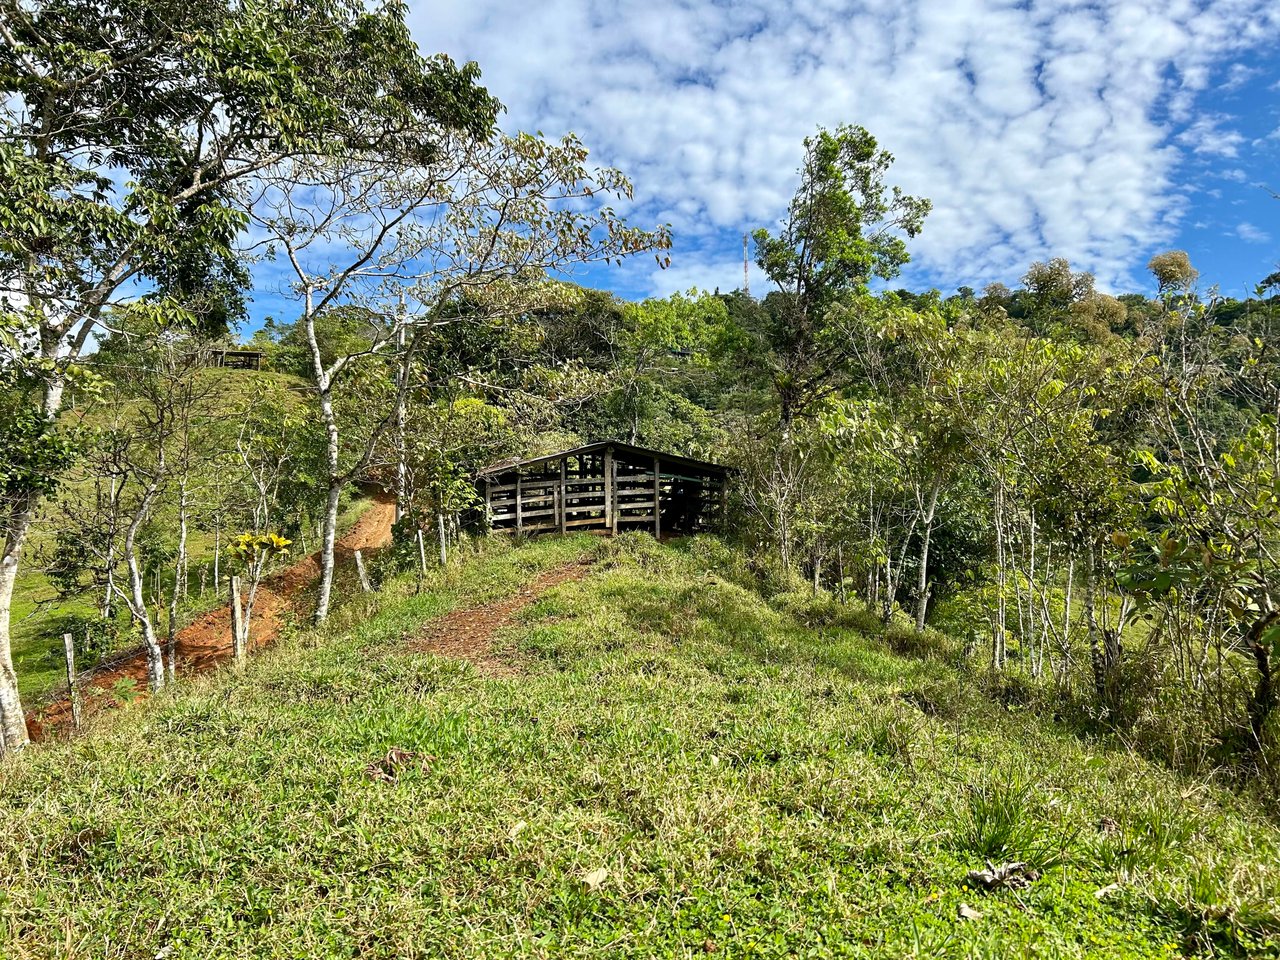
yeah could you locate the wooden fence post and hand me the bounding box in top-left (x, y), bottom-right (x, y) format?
top-left (62, 633), bottom-right (82, 729)
top-left (354, 550), bottom-right (374, 593)
top-left (229, 575), bottom-right (244, 664)
top-left (436, 513), bottom-right (447, 567)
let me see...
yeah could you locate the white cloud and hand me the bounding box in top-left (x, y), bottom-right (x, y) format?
top-left (1221, 63), bottom-right (1259, 91)
top-left (413, 0), bottom-right (1280, 295)
top-left (1236, 222), bottom-right (1271, 243)
top-left (1178, 114), bottom-right (1247, 157)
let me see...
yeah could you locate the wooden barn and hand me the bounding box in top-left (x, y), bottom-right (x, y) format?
top-left (477, 442), bottom-right (729, 537)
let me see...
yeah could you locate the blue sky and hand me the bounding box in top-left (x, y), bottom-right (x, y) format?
top-left (249, 0), bottom-right (1280, 327)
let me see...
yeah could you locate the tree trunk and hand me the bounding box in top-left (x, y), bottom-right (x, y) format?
top-left (915, 477), bottom-right (941, 630)
top-left (0, 337), bottom-right (73, 751)
top-left (314, 479), bottom-right (342, 623)
top-left (177, 481), bottom-right (189, 603)
top-left (1247, 610), bottom-right (1280, 746)
top-left (394, 318), bottom-right (408, 524)
top-left (992, 478), bottom-right (1007, 670)
top-left (1085, 544), bottom-right (1107, 706)
top-left (168, 481), bottom-right (188, 683)
top-left (125, 546), bottom-right (165, 692)
top-left (0, 496), bottom-right (37, 752)
top-left (437, 512), bottom-right (447, 567)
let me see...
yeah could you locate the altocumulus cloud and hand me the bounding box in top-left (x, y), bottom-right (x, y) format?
top-left (416, 0), bottom-right (1279, 296)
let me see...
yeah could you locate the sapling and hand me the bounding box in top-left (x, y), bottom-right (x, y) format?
top-left (226, 533), bottom-right (291, 661)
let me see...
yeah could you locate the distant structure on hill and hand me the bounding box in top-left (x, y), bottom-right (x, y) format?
top-left (211, 348), bottom-right (263, 371)
top-left (476, 442), bottom-right (729, 538)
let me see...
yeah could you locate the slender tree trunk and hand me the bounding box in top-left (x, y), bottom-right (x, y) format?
top-left (177, 481), bottom-right (189, 603)
top-left (992, 478), bottom-right (1007, 670)
top-left (1247, 610), bottom-right (1279, 746)
top-left (0, 498), bottom-right (37, 752)
top-left (168, 481), bottom-right (188, 683)
top-left (1085, 543), bottom-right (1107, 706)
top-left (395, 318), bottom-right (408, 523)
top-left (241, 556), bottom-right (267, 653)
top-left (915, 478), bottom-right (941, 630)
top-left (311, 341), bottom-right (344, 623)
top-left (0, 338), bottom-right (73, 751)
top-left (125, 546), bottom-right (165, 692)
top-left (315, 478), bottom-right (342, 623)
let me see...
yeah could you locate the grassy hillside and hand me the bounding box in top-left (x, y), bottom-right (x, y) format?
top-left (2, 535), bottom-right (1278, 959)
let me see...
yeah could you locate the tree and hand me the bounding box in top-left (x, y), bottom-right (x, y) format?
top-left (225, 532), bottom-right (291, 662)
top-left (257, 133), bottom-right (670, 621)
top-left (748, 125), bottom-right (930, 430)
top-left (0, 0), bottom-right (497, 752)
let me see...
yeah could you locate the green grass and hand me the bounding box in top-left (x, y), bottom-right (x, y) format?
top-left (2, 533), bottom-right (1278, 958)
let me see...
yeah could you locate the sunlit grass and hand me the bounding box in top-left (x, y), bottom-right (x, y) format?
top-left (1, 533), bottom-right (1277, 958)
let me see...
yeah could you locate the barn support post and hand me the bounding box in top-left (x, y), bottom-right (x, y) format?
top-left (603, 447), bottom-right (614, 534)
top-left (653, 456), bottom-right (662, 538)
top-left (515, 473), bottom-right (524, 535)
top-left (558, 459), bottom-right (567, 534)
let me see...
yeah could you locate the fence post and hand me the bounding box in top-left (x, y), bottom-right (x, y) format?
top-left (229, 575), bottom-right (244, 663)
top-left (62, 633), bottom-right (82, 729)
top-left (416, 529), bottom-right (428, 573)
top-left (437, 513), bottom-right (447, 567)
top-left (354, 550), bottom-right (374, 593)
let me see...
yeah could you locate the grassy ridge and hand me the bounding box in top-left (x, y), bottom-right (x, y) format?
top-left (2, 534), bottom-right (1277, 958)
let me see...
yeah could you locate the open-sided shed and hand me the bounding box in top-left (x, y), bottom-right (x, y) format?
top-left (477, 442), bottom-right (729, 537)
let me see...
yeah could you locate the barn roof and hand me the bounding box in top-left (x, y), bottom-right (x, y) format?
top-left (477, 441), bottom-right (729, 478)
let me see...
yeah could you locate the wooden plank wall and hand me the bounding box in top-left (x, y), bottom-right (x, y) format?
top-left (484, 451), bottom-right (725, 536)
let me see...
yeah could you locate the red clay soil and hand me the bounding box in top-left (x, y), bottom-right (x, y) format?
top-left (409, 560), bottom-right (593, 676)
top-left (26, 493), bottom-right (397, 741)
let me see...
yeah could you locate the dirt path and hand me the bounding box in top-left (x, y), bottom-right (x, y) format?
top-left (27, 493), bottom-right (397, 740)
top-left (409, 560), bottom-right (593, 675)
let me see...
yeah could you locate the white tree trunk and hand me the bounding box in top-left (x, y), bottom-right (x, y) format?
top-left (314, 480), bottom-right (342, 623)
top-left (126, 547), bottom-right (165, 692)
top-left (0, 503), bottom-right (35, 752)
top-left (992, 478), bottom-right (1008, 669)
top-left (915, 478), bottom-right (941, 630)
